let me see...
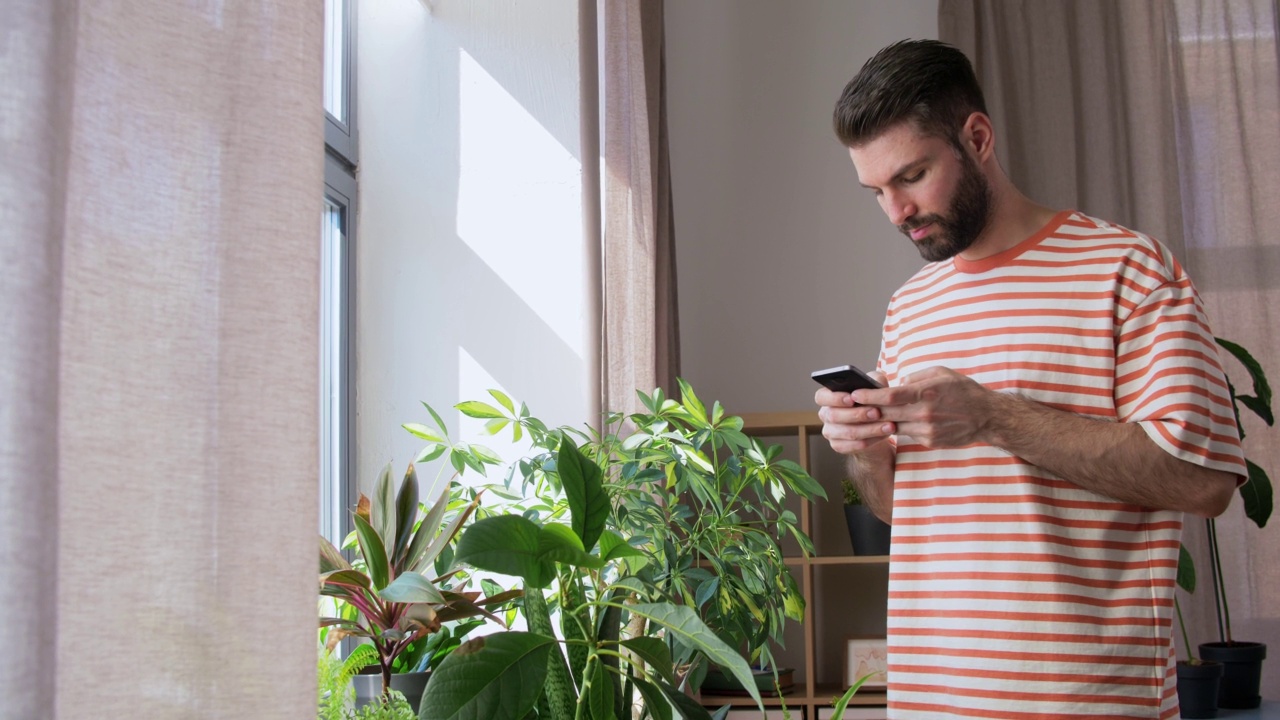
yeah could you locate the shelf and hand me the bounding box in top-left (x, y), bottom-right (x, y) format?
top-left (737, 411), bottom-right (821, 434)
top-left (783, 555), bottom-right (889, 566)
top-left (700, 685), bottom-right (887, 708)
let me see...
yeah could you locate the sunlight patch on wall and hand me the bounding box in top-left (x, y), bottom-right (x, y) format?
top-left (457, 48), bottom-right (586, 359)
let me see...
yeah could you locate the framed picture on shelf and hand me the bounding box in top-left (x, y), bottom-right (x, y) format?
top-left (845, 637), bottom-right (888, 691)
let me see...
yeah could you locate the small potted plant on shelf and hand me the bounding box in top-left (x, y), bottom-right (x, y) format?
top-left (412, 380), bottom-right (825, 719)
top-left (318, 462), bottom-right (519, 713)
top-left (1176, 337), bottom-right (1273, 711)
top-left (841, 477), bottom-right (890, 556)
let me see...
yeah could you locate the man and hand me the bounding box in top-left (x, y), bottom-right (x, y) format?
top-left (818, 40), bottom-right (1245, 719)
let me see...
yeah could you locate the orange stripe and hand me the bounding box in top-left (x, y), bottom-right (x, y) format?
top-left (890, 700), bottom-right (1160, 720)
top-left (893, 532), bottom-right (1179, 553)
top-left (891, 682), bottom-right (1157, 707)
top-left (892, 551), bottom-right (1174, 572)
top-left (889, 590), bottom-right (1170, 609)
top-left (894, 494), bottom-right (1145, 513)
top-left (892, 512), bottom-right (1181, 534)
top-left (890, 571), bottom-right (1175, 591)
top-left (890, 608), bottom-right (1169, 628)
top-left (1150, 421), bottom-right (1245, 466)
top-left (890, 663), bottom-right (1162, 687)
top-left (889, 644), bottom-right (1168, 667)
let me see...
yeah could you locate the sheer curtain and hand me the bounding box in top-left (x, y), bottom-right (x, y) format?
top-left (941, 0), bottom-right (1280, 697)
top-left (601, 0), bottom-right (681, 416)
top-left (3, 2), bottom-right (323, 718)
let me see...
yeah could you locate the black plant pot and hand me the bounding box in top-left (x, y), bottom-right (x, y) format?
top-left (352, 668), bottom-right (431, 714)
top-left (1199, 641), bottom-right (1266, 709)
top-left (844, 504), bottom-right (890, 556)
top-left (1177, 660), bottom-right (1224, 719)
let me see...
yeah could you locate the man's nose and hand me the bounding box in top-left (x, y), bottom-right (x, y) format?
top-left (882, 190), bottom-right (917, 226)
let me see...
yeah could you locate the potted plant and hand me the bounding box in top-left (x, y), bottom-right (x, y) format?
top-left (1177, 337), bottom-right (1273, 710)
top-left (318, 642), bottom-right (417, 720)
top-left (318, 463), bottom-right (519, 713)
top-left (412, 380), bottom-right (825, 719)
top-left (1174, 557), bottom-right (1224, 719)
top-left (841, 477), bottom-right (890, 556)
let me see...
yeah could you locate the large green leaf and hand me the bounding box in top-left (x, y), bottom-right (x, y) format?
top-left (1217, 337), bottom-right (1274, 424)
top-left (558, 440), bottom-right (608, 552)
top-left (353, 514), bottom-right (390, 591)
top-left (598, 530), bottom-right (645, 563)
top-left (1177, 543), bottom-right (1196, 593)
top-left (586, 656), bottom-right (615, 720)
top-left (419, 631), bottom-right (555, 720)
top-left (1241, 460), bottom-right (1273, 528)
top-left (455, 515), bottom-right (554, 588)
top-left (631, 678), bottom-right (673, 720)
top-left (379, 571), bottom-right (446, 604)
top-left (622, 604), bottom-right (762, 709)
top-left (538, 523), bottom-right (604, 570)
top-left (404, 422), bottom-right (447, 444)
top-left (619, 637), bottom-right (675, 685)
top-left (394, 464), bottom-right (421, 563)
top-left (829, 671), bottom-right (875, 720)
top-left (457, 400), bottom-right (507, 419)
top-left (654, 680), bottom-right (713, 720)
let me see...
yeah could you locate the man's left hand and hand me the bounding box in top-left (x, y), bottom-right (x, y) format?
top-left (851, 366), bottom-right (995, 448)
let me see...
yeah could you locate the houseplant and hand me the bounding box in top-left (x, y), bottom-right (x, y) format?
top-left (1177, 337), bottom-right (1273, 710)
top-left (1173, 558), bottom-right (1223, 719)
top-left (414, 380), bottom-right (826, 718)
top-left (840, 477), bottom-right (890, 556)
top-left (319, 462), bottom-right (520, 712)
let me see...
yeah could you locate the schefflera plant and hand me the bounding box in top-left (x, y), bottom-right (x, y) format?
top-left (318, 463), bottom-right (520, 697)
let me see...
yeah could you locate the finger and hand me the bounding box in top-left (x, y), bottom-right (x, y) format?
top-left (815, 387), bottom-right (854, 407)
top-left (821, 404), bottom-right (882, 425)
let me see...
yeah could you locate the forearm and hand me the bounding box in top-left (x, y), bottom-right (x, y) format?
top-left (980, 391), bottom-right (1237, 517)
top-left (846, 441), bottom-right (896, 524)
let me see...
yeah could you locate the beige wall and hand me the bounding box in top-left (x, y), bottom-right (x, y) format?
top-left (667, 1), bottom-right (938, 415)
top-left (356, 0), bottom-right (591, 495)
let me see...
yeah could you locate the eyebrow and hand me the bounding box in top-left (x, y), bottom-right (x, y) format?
top-left (859, 157), bottom-right (929, 191)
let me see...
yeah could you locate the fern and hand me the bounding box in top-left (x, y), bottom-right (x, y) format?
top-left (318, 643), bottom-right (378, 720)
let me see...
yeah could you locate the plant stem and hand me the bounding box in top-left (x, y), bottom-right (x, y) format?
top-left (1208, 517), bottom-right (1234, 642)
top-left (1175, 596), bottom-right (1197, 663)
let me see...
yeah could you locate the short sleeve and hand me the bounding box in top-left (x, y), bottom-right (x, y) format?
top-left (1114, 277), bottom-right (1247, 476)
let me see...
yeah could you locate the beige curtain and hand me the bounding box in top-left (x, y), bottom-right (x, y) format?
top-left (601, 0), bottom-right (681, 416)
top-left (4, 2), bottom-right (323, 718)
top-left (941, 0), bottom-right (1280, 698)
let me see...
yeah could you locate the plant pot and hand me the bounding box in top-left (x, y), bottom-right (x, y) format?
top-left (844, 504), bottom-right (890, 556)
top-left (701, 667), bottom-right (794, 696)
top-left (352, 668), bottom-right (431, 714)
top-left (1177, 660), bottom-right (1224, 719)
top-left (1199, 641), bottom-right (1266, 709)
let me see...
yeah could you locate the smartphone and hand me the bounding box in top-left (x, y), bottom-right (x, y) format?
top-left (811, 364), bottom-right (884, 393)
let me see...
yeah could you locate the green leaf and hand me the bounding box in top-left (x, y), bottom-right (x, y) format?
top-left (1177, 543), bottom-right (1196, 593)
top-left (457, 401), bottom-right (507, 419)
top-left (378, 571), bottom-right (446, 604)
top-left (320, 535), bottom-right (350, 574)
top-left (829, 671), bottom-right (875, 720)
top-left (1240, 395), bottom-right (1275, 428)
top-left (393, 465), bottom-right (420, 563)
top-left (598, 530), bottom-right (645, 563)
top-left (484, 418), bottom-right (511, 436)
top-left (631, 678), bottom-right (673, 720)
top-left (586, 656), bottom-right (615, 720)
top-left (419, 632), bottom-right (555, 720)
top-left (558, 439), bottom-right (608, 552)
top-left (538, 523), bottom-right (604, 569)
top-left (654, 680), bottom-right (714, 720)
top-left (415, 444), bottom-right (447, 463)
top-left (404, 486), bottom-right (451, 571)
top-left (677, 378), bottom-right (708, 424)
top-left (455, 515), bottom-right (555, 588)
top-left (1217, 337), bottom-right (1274, 424)
top-left (621, 604), bottom-right (762, 709)
top-left (414, 493), bottom-right (482, 573)
top-left (1241, 460), bottom-right (1273, 528)
top-left (490, 389), bottom-right (516, 413)
top-left (352, 513), bottom-right (390, 590)
top-left (619, 637), bottom-right (675, 685)
top-left (425, 401), bottom-right (450, 436)
top-left (373, 462), bottom-right (397, 553)
top-left (320, 568), bottom-right (372, 592)
top-left (404, 423), bottom-right (447, 444)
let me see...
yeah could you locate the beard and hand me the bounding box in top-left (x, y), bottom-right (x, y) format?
top-left (899, 152), bottom-right (993, 262)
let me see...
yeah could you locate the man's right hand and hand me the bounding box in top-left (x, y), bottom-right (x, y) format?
top-left (815, 370), bottom-right (895, 455)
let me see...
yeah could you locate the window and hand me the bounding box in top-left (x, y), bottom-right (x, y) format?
top-left (322, 0), bottom-right (357, 547)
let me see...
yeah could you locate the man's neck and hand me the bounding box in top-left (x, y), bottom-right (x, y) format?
top-left (958, 186), bottom-right (1060, 263)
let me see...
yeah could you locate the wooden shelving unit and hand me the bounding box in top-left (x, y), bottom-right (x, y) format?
top-left (697, 411), bottom-right (890, 719)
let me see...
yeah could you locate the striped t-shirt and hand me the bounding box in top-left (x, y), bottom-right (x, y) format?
top-left (877, 211), bottom-right (1246, 719)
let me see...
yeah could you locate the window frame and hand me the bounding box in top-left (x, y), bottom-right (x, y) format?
top-left (325, 0), bottom-right (358, 166)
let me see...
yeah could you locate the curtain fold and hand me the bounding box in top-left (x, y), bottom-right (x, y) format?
top-left (941, 0), bottom-right (1280, 697)
top-left (4, 2), bottom-right (323, 717)
top-left (602, 0), bottom-right (681, 416)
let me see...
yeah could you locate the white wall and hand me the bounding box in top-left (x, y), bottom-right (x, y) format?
top-left (667, 1), bottom-right (938, 414)
top-left (356, 0), bottom-right (590, 495)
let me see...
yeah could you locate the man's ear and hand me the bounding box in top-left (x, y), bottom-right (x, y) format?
top-left (962, 112), bottom-right (996, 163)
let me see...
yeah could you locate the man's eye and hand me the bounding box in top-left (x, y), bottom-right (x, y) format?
top-left (903, 171), bottom-right (924, 184)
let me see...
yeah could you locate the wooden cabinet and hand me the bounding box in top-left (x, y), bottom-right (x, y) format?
top-left (698, 411), bottom-right (889, 719)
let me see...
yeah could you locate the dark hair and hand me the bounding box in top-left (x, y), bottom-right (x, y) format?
top-left (833, 40), bottom-right (987, 149)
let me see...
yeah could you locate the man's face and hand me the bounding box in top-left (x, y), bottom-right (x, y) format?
top-left (849, 123), bottom-right (992, 262)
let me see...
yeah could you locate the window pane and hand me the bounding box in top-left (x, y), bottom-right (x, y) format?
top-left (323, 0), bottom-right (347, 123)
top-left (320, 198), bottom-right (346, 545)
